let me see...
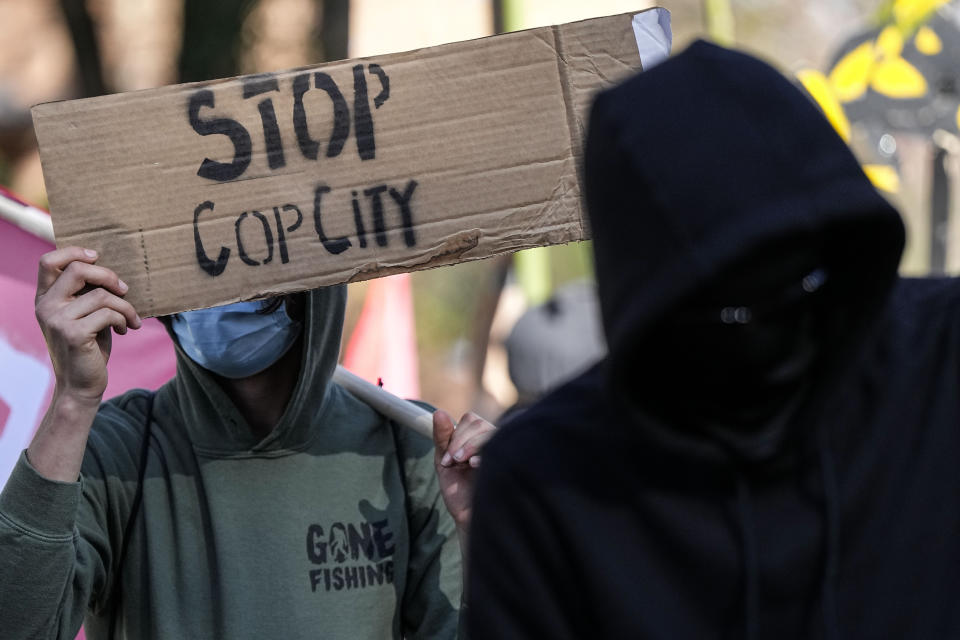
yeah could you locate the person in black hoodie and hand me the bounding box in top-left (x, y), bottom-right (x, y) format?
top-left (467, 40), bottom-right (960, 639)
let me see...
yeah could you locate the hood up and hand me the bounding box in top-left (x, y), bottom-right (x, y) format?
top-left (165, 285), bottom-right (347, 456)
top-left (584, 40), bottom-right (905, 462)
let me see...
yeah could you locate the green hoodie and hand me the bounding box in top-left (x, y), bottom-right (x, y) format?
top-left (0, 286), bottom-right (461, 639)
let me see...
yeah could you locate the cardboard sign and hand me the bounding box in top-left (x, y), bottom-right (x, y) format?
top-left (33, 10), bottom-right (654, 317)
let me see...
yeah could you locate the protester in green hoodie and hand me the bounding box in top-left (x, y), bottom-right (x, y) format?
top-left (0, 246), bottom-right (493, 639)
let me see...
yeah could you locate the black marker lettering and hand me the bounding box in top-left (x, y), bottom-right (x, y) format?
top-left (188, 89), bottom-right (252, 182)
top-left (367, 63), bottom-right (390, 109)
top-left (293, 72), bottom-right (350, 160)
top-left (235, 210), bottom-right (273, 266)
top-left (272, 207), bottom-right (286, 263)
top-left (274, 204), bottom-right (303, 264)
top-left (256, 101), bottom-right (285, 170)
top-left (235, 212), bottom-right (257, 266)
top-left (313, 185), bottom-right (351, 255)
top-left (388, 180), bottom-right (418, 247)
top-left (316, 73), bottom-right (350, 158)
top-left (253, 210), bottom-right (274, 264)
top-left (364, 184), bottom-right (389, 247)
top-left (351, 190), bottom-right (367, 248)
top-left (292, 74), bottom-right (318, 160)
top-left (193, 201), bottom-right (230, 276)
top-left (352, 64), bottom-right (375, 160)
top-left (243, 74), bottom-right (285, 170)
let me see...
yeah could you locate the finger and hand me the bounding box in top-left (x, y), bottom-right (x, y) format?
top-left (446, 412), bottom-right (493, 455)
top-left (46, 260), bottom-right (129, 301)
top-left (37, 247), bottom-right (99, 296)
top-left (66, 287), bottom-right (142, 330)
top-left (76, 307), bottom-right (128, 338)
top-left (449, 429), bottom-right (496, 465)
top-left (433, 410), bottom-right (457, 466)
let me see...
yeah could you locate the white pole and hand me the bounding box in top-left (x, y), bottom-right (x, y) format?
top-left (332, 365), bottom-right (434, 439)
top-left (0, 192), bottom-right (54, 243)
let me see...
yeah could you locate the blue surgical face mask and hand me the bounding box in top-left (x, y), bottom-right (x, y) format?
top-left (171, 300), bottom-right (303, 379)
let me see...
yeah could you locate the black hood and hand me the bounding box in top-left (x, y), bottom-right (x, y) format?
top-left (584, 40), bottom-right (905, 456)
top-left (469, 43), bottom-right (960, 640)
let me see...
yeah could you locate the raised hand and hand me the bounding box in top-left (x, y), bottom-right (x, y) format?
top-left (35, 247), bottom-right (142, 403)
top-left (28, 247), bottom-right (142, 481)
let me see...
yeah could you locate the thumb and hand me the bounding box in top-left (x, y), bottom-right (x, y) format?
top-left (432, 409), bottom-right (456, 459)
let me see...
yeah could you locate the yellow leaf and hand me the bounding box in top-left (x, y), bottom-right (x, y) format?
top-left (893, 0), bottom-right (949, 33)
top-left (871, 56), bottom-right (928, 97)
top-left (863, 164), bottom-right (901, 192)
top-left (829, 42), bottom-right (874, 102)
top-left (797, 69), bottom-right (852, 141)
top-left (915, 25), bottom-right (943, 55)
top-left (876, 25), bottom-right (905, 58)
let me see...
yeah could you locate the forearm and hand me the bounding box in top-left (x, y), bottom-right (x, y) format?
top-left (27, 389), bottom-right (101, 482)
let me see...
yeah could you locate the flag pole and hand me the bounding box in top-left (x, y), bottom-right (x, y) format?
top-left (0, 190), bottom-right (54, 243)
top-left (332, 365), bottom-right (435, 439)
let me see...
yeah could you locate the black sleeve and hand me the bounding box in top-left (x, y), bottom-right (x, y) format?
top-left (467, 451), bottom-right (579, 640)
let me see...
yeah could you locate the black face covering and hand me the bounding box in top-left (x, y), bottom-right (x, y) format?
top-left (636, 245), bottom-right (828, 433)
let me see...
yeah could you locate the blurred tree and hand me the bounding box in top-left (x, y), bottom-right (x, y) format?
top-left (493, 0), bottom-right (505, 35)
top-left (179, 0), bottom-right (349, 83)
top-left (57, 0), bottom-right (106, 96)
top-left (179, 0), bottom-right (257, 82)
top-left (320, 0), bottom-right (349, 61)
top-left (703, 0), bottom-right (735, 46)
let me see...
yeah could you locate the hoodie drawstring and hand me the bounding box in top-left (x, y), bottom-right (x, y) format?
top-left (736, 476), bottom-right (759, 640)
top-left (818, 429), bottom-right (841, 640)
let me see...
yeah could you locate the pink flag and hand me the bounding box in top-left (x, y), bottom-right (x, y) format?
top-left (343, 273), bottom-right (420, 399)
top-left (0, 209), bottom-right (176, 492)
